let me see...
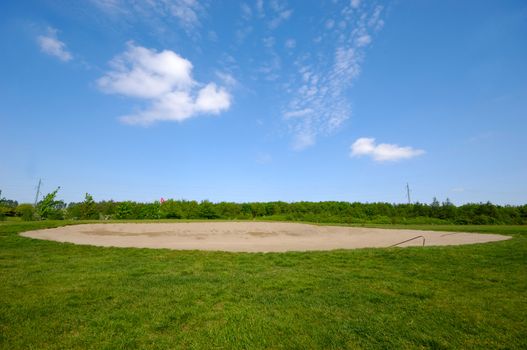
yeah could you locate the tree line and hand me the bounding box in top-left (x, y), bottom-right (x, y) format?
top-left (1, 189), bottom-right (526, 225)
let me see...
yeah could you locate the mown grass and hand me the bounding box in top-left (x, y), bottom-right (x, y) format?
top-left (0, 221), bottom-right (526, 349)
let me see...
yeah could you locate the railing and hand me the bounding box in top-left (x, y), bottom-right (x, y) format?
top-left (389, 235), bottom-right (426, 247)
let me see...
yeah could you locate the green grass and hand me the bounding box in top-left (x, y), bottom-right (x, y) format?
top-left (1, 221), bottom-right (526, 349)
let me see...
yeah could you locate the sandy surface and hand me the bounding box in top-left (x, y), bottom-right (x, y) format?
top-left (20, 222), bottom-right (511, 252)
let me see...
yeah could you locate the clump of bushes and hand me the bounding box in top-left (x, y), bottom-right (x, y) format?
top-left (16, 204), bottom-right (35, 221)
top-left (1, 188), bottom-right (526, 224)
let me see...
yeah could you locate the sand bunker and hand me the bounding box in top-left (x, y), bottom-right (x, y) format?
top-left (20, 222), bottom-right (510, 252)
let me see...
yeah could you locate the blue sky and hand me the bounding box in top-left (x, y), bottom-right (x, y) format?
top-left (1, 0), bottom-right (526, 205)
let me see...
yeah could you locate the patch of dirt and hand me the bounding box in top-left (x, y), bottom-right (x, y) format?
top-left (20, 222), bottom-right (511, 252)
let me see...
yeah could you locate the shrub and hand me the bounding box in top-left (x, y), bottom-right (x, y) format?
top-left (159, 200), bottom-right (182, 219)
top-left (199, 200), bottom-right (219, 219)
top-left (16, 204), bottom-right (35, 221)
top-left (371, 215), bottom-right (392, 224)
top-left (471, 215), bottom-right (495, 225)
top-left (0, 205), bottom-right (16, 218)
top-left (115, 201), bottom-right (136, 219)
top-left (138, 203), bottom-right (160, 219)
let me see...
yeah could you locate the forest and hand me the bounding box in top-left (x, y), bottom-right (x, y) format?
top-left (1, 190), bottom-right (526, 225)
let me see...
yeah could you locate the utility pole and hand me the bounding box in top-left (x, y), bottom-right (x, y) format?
top-left (34, 179), bottom-right (42, 207)
top-left (406, 183), bottom-right (411, 204)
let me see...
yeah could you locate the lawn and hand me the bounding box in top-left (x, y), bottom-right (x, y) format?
top-left (1, 221), bottom-right (526, 349)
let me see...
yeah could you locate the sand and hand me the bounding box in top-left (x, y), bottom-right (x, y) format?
top-left (19, 222), bottom-right (511, 252)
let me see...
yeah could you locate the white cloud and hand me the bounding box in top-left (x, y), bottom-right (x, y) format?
top-left (37, 28), bottom-right (72, 62)
top-left (98, 43), bottom-right (194, 98)
top-left (99, 43), bottom-right (232, 125)
top-left (195, 83), bottom-right (231, 113)
top-left (120, 91), bottom-right (195, 125)
top-left (97, 43), bottom-right (194, 98)
top-left (350, 138), bottom-right (425, 162)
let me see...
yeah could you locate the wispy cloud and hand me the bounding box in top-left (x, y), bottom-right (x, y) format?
top-left (256, 152), bottom-right (273, 164)
top-left (282, 2), bottom-right (385, 150)
top-left (285, 38), bottom-right (296, 49)
top-left (451, 187), bottom-right (465, 193)
top-left (262, 36), bottom-right (276, 48)
top-left (90, 0), bottom-right (126, 15)
top-left (292, 130), bottom-right (315, 151)
top-left (90, 0), bottom-right (204, 33)
top-left (215, 71), bottom-right (237, 88)
top-left (169, 1), bottom-right (201, 31)
top-left (240, 2), bottom-right (252, 20)
top-left (356, 34), bottom-right (372, 47)
top-left (37, 27), bottom-right (72, 62)
top-left (350, 138), bottom-right (425, 162)
top-left (98, 43), bottom-right (231, 125)
top-left (284, 108), bottom-right (313, 118)
top-left (255, 0), bottom-right (264, 17)
top-left (268, 0), bottom-right (293, 29)
top-left (467, 131), bottom-right (496, 143)
top-left (269, 9), bottom-right (293, 29)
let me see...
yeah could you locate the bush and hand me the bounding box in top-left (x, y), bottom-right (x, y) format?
top-left (16, 204), bottom-right (35, 221)
top-left (471, 215), bottom-right (495, 225)
top-left (3, 195), bottom-right (526, 224)
top-left (370, 215), bottom-right (392, 224)
top-left (138, 203), bottom-right (160, 219)
top-left (115, 201), bottom-right (136, 219)
top-left (159, 200), bottom-right (182, 219)
top-left (199, 201), bottom-right (219, 219)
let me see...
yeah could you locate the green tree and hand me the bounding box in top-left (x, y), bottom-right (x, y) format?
top-left (160, 200), bottom-right (182, 219)
top-left (0, 190), bottom-right (18, 219)
top-left (199, 200), bottom-right (219, 219)
top-left (79, 193), bottom-right (98, 220)
top-left (36, 188), bottom-right (64, 220)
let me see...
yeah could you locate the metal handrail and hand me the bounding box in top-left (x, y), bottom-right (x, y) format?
top-left (389, 235), bottom-right (425, 247)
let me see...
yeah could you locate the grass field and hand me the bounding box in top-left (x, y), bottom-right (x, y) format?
top-left (1, 221), bottom-right (526, 349)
